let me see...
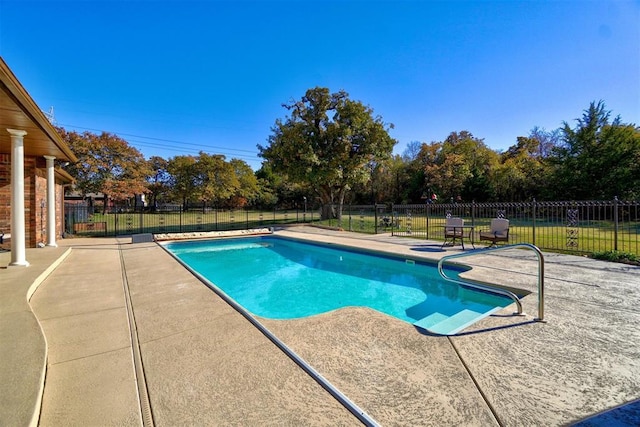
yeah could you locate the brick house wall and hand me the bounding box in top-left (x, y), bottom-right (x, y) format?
top-left (0, 153), bottom-right (9, 236)
top-left (0, 155), bottom-right (67, 248)
top-left (56, 184), bottom-right (64, 239)
top-left (33, 159), bottom-right (46, 246)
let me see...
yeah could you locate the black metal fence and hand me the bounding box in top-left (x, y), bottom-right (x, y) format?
top-left (65, 199), bottom-right (640, 256)
top-left (64, 204), bottom-right (317, 237)
top-left (390, 199), bottom-right (640, 255)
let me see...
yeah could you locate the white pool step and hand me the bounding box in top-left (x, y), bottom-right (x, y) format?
top-left (413, 308), bottom-right (489, 335)
top-left (412, 312), bottom-right (449, 330)
top-left (173, 242), bottom-right (270, 255)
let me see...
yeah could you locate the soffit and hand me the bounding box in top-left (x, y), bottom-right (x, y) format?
top-left (0, 58), bottom-right (77, 162)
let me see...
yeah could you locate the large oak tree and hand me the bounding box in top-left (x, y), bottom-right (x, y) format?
top-left (194, 152), bottom-right (239, 207)
top-left (57, 128), bottom-right (150, 210)
top-left (147, 156), bottom-right (171, 209)
top-left (166, 153), bottom-right (254, 209)
top-left (258, 87), bottom-right (396, 219)
top-left (422, 131), bottom-right (499, 202)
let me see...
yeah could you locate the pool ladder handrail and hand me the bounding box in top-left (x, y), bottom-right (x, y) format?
top-left (437, 243), bottom-right (545, 322)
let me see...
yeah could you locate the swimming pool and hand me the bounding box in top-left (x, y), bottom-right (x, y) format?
top-left (164, 236), bottom-right (512, 335)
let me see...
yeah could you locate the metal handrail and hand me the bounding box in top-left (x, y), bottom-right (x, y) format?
top-left (437, 243), bottom-right (545, 322)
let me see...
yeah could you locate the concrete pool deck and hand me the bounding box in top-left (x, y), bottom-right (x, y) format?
top-left (2, 226), bottom-right (640, 426)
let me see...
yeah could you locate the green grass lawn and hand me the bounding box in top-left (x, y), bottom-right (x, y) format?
top-left (71, 210), bottom-right (639, 257)
top-left (76, 209), bottom-right (314, 235)
top-left (333, 214), bottom-right (640, 256)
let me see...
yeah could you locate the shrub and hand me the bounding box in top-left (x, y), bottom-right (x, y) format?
top-left (591, 250), bottom-right (640, 266)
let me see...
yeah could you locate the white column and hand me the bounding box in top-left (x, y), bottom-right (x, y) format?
top-left (44, 155), bottom-right (57, 247)
top-left (8, 129), bottom-right (29, 266)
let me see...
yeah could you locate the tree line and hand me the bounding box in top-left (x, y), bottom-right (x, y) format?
top-left (58, 87), bottom-right (640, 218)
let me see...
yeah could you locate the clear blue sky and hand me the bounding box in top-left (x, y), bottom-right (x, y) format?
top-left (1, 0), bottom-right (638, 170)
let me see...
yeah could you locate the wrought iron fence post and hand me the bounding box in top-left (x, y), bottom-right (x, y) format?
top-left (246, 209), bottom-right (249, 229)
top-left (567, 203), bottom-right (579, 250)
top-left (340, 204), bottom-right (344, 230)
top-left (374, 204), bottom-right (378, 234)
top-left (614, 196), bottom-right (619, 251)
top-left (471, 200), bottom-right (476, 228)
top-left (426, 203), bottom-right (430, 239)
top-left (390, 204), bottom-right (395, 236)
top-left (179, 205), bottom-right (183, 233)
top-left (532, 198), bottom-right (537, 247)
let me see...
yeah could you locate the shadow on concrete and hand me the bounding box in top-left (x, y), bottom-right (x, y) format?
top-left (410, 244), bottom-right (447, 253)
top-left (414, 318), bottom-right (540, 337)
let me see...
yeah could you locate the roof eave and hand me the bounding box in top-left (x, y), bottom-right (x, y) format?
top-left (0, 57), bottom-right (78, 163)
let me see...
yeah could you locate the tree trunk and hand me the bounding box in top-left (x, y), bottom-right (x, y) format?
top-left (321, 204), bottom-right (333, 220)
top-left (318, 186), bottom-right (334, 220)
top-left (335, 186), bottom-right (347, 221)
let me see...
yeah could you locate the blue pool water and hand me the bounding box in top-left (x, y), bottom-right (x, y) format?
top-left (164, 236), bottom-right (512, 334)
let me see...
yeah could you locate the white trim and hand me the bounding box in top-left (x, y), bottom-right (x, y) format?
top-left (44, 156), bottom-right (57, 247)
top-left (8, 129), bottom-right (29, 266)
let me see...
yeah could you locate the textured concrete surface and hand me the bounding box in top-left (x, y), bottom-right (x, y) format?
top-left (29, 241), bottom-right (141, 426)
top-left (121, 240), bottom-right (355, 425)
top-left (0, 245), bottom-right (70, 427)
top-left (2, 226), bottom-right (640, 426)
